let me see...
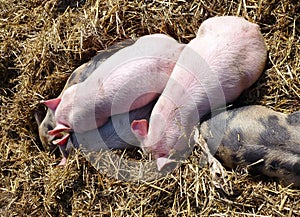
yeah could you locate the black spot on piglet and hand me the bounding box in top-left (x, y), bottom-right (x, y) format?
top-left (258, 115), bottom-right (290, 147)
top-left (292, 162), bottom-right (300, 177)
top-left (269, 160), bottom-right (281, 171)
top-left (270, 160), bottom-right (300, 177)
top-left (243, 147), bottom-right (268, 164)
top-left (222, 128), bottom-right (244, 152)
top-left (286, 111), bottom-right (300, 126)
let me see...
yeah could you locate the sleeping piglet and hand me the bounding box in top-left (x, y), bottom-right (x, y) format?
top-left (36, 40), bottom-right (160, 165)
top-left (35, 39), bottom-right (135, 149)
top-left (44, 34), bottom-right (185, 146)
top-left (200, 105), bottom-right (300, 187)
top-left (131, 16), bottom-right (268, 171)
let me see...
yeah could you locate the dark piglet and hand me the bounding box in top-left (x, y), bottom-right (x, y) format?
top-left (200, 105), bottom-right (300, 187)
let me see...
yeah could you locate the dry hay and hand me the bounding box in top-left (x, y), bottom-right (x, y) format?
top-left (0, 0), bottom-right (299, 216)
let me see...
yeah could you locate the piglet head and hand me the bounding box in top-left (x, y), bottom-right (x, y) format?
top-left (42, 98), bottom-right (72, 147)
top-left (131, 119), bottom-right (177, 171)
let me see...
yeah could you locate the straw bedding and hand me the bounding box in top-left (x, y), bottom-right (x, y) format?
top-left (0, 0), bottom-right (299, 216)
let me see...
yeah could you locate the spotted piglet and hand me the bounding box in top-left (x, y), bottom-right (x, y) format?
top-left (200, 105), bottom-right (300, 187)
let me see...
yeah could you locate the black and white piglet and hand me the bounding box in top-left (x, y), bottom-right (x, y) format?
top-left (200, 105), bottom-right (300, 186)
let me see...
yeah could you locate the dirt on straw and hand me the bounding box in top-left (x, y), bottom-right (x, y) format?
top-left (0, 0), bottom-right (299, 216)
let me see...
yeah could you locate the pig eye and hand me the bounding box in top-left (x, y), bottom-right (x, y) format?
top-left (46, 123), bottom-right (54, 131)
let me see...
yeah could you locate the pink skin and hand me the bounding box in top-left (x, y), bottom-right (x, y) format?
top-left (131, 16), bottom-right (268, 171)
top-left (37, 40), bottom-right (136, 166)
top-left (45, 34), bottom-right (185, 146)
top-left (58, 157), bottom-right (67, 166)
top-left (36, 40), bottom-right (136, 166)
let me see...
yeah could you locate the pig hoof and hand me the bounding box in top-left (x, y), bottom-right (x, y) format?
top-left (156, 157), bottom-right (177, 172)
top-left (57, 157), bottom-right (67, 166)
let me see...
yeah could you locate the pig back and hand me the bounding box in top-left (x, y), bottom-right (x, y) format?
top-left (55, 34), bottom-right (185, 133)
top-left (196, 16), bottom-right (267, 101)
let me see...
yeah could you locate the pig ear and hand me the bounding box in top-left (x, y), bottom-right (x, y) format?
top-left (131, 119), bottom-right (149, 140)
top-left (42, 98), bottom-right (61, 111)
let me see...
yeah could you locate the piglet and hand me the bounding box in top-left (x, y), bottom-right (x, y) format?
top-left (35, 40), bottom-right (135, 149)
top-left (45, 34), bottom-right (185, 146)
top-left (131, 16), bottom-right (267, 171)
top-left (36, 40), bottom-right (146, 165)
top-left (200, 105), bottom-right (300, 187)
